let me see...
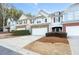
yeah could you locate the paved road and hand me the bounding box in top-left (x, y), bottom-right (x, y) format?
top-left (68, 36), bottom-right (79, 55)
top-left (0, 46), bottom-right (21, 55)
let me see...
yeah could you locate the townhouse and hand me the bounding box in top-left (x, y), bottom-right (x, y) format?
top-left (5, 3), bottom-right (79, 36)
top-left (6, 10), bottom-right (63, 35)
top-left (63, 3), bottom-right (79, 36)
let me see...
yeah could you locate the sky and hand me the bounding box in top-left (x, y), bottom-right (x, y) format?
top-left (12, 3), bottom-right (72, 15)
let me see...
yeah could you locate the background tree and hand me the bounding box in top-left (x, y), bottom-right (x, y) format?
top-left (0, 3), bottom-right (23, 28)
top-left (6, 7), bottom-right (23, 21)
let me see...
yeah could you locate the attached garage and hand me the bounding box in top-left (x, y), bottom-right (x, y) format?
top-left (63, 22), bottom-right (79, 36)
top-left (66, 26), bottom-right (79, 36)
top-left (31, 24), bottom-right (49, 35)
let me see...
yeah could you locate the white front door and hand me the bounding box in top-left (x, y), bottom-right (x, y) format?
top-left (32, 27), bottom-right (48, 35)
top-left (66, 26), bottom-right (79, 36)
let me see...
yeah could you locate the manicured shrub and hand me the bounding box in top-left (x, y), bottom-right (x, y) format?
top-left (46, 32), bottom-right (67, 38)
top-left (12, 30), bottom-right (31, 36)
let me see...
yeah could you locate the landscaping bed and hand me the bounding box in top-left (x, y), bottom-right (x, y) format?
top-left (46, 32), bottom-right (67, 38)
top-left (24, 37), bottom-right (71, 55)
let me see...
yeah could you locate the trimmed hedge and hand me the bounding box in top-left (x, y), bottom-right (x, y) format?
top-left (46, 32), bottom-right (67, 38)
top-left (12, 30), bottom-right (31, 36)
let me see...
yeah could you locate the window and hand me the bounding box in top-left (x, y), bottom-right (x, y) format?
top-left (58, 17), bottom-right (60, 22)
top-left (24, 20), bottom-right (26, 24)
top-left (19, 20), bottom-right (22, 24)
top-left (32, 20), bottom-right (35, 23)
top-left (59, 12), bottom-right (61, 15)
top-left (55, 12), bottom-right (59, 16)
top-left (45, 19), bottom-right (47, 22)
top-left (55, 17), bottom-right (59, 22)
top-left (54, 17), bottom-right (55, 23)
top-left (17, 22), bottom-right (18, 24)
top-left (37, 21), bottom-right (41, 23)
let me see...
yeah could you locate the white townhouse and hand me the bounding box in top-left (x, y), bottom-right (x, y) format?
top-left (6, 10), bottom-right (63, 36)
top-left (4, 18), bottom-right (16, 32)
top-left (16, 14), bottom-right (32, 31)
top-left (5, 3), bottom-right (79, 36)
top-left (49, 11), bottom-right (63, 32)
top-left (31, 10), bottom-right (63, 35)
top-left (31, 10), bottom-right (51, 35)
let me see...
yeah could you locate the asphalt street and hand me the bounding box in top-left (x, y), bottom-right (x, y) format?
top-left (0, 46), bottom-right (21, 55)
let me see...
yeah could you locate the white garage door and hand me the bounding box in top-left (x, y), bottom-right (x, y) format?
top-left (66, 26), bottom-right (79, 36)
top-left (32, 27), bottom-right (48, 35)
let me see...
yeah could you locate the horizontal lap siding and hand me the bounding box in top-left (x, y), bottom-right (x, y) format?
top-left (16, 25), bottom-right (26, 30)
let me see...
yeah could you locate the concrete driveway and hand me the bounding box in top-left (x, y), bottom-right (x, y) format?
top-left (0, 35), bottom-right (43, 55)
top-left (68, 36), bottom-right (79, 55)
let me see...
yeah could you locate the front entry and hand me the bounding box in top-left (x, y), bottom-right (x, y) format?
top-left (52, 27), bottom-right (62, 32)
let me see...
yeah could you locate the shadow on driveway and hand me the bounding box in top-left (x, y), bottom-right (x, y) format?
top-left (0, 46), bottom-right (21, 55)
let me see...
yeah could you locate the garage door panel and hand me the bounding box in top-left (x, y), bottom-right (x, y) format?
top-left (66, 26), bottom-right (79, 36)
top-left (32, 27), bottom-right (47, 35)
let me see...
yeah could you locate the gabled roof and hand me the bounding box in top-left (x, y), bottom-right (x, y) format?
top-left (35, 10), bottom-right (49, 19)
top-left (39, 10), bottom-right (49, 15)
top-left (18, 14), bottom-right (28, 20)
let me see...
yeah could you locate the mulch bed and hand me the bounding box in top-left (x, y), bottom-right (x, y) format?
top-left (24, 37), bottom-right (71, 55)
top-left (36, 37), bottom-right (69, 44)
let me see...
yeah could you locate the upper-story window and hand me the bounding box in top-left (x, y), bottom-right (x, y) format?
top-left (17, 22), bottom-right (18, 24)
top-left (8, 22), bottom-right (10, 26)
top-left (19, 20), bottom-right (22, 24)
top-left (23, 20), bottom-right (26, 24)
top-left (55, 17), bottom-right (59, 22)
top-left (45, 19), bottom-right (47, 22)
top-left (59, 12), bottom-right (61, 15)
top-left (37, 21), bottom-right (41, 23)
top-left (58, 17), bottom-right (60, 22)
top-left (32, 19), bottom-right (35, 23)
top-left (59, 16), bottom-right (63, 22)
top-left (54, 17), bottom-right (55, 23)
top-left (54, 16), bottom-right (61, 23)
top-left (55, 12), bottom-right (59, 16)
